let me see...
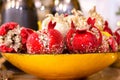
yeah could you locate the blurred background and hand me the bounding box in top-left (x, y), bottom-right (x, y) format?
top-left (0, 0), bottom-right (119, 31)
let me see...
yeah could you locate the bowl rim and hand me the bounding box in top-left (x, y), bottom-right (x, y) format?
top-left (1, 52), bottom-right (118, 56)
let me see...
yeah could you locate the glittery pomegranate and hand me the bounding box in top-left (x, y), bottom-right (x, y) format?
top-left (26, 21), bottom-right (64, 54)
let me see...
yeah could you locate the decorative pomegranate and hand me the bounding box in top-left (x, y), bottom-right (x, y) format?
top-left (26, 21), bottom-right (64, 54)
top-left (114, 28), bottom-right (120, 50)
top-left (98, 31), bottom-right (118, 52)
top-left (103, 21), bottom-right (113, 35)
top-left (66, 19), bottom-right (102, 53)
top-left (0, 22), bottom-right (34, 53)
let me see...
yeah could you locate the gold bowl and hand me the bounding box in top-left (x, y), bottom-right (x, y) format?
top-left (2, 53), bottom-right (117, 79)
top-left (111, 52), bottom-right (120, 68)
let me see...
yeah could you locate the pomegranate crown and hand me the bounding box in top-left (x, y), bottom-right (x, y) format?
top-left (48, 21), bottom-right (56, 30)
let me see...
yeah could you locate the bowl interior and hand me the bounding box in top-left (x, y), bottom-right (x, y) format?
top-left (1, 53), bottom-right (117, 79)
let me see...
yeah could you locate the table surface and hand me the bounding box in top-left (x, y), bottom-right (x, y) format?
top-left (1, 67), bottom-right (120, 80)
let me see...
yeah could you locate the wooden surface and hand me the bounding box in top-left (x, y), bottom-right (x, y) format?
top-left (0, 67), bottom-right (120, 80)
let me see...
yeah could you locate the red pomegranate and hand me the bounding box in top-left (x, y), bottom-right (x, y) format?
top-left (26, 21), bottom-right (64, 54)
top-left (114, 28), bottom-right (120, 50)
top-left (98, 31), bottom-right (118, 53)
top-left (0, 22), bottom-right (34, 53)
top-left (66, 20), bottom-right (102, 53)
top-left (103, 21), bottom-right (113, 35)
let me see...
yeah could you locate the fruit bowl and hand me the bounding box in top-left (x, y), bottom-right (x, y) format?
top-left (2, 53), bottom-right (117, 79)
top-left (111, 52), bottom-right (120, 68)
